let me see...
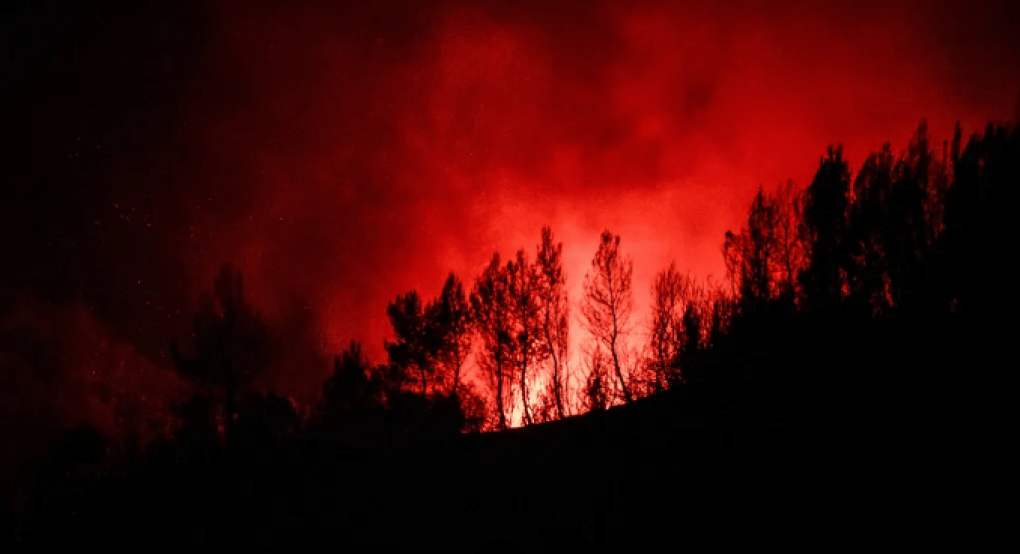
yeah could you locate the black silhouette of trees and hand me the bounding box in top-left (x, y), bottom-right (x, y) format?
top-left (385, 273), bottom-right (476, 435)
top-left (725, 186), bottom-right (781, 317)
top-left (233, 392), bottom-right (299, 456)
top-left (843, 121), bottom-right (953, 316)
top-left (645, 264), bottom-right (712, 391)
top-left (746, 187), bottom-right (780, 307)
top-left (18, 113), bottom-right (1020, 550)
top-left (318, 340), bottom-right (382, 445)
top-left (724, 180), bottom-right (807, 318)
top-left (944, 121), bottom-right (1018, 320)
top-left (845, 143), bottom-right (896, 314)
top-left (647, 262), bottom-right (686, 392)
top-left (775, 179), bottom-right (808, 298)
top-left (320, 338), bottom-right (467, 443)
top-left (799, 145), bottom-right (853, 314)
top-left (535, 226), bottom-right (571, 420)
top-left (580, 341), bottom-right (610, 412)
top-left (680, 279), bottom-right (711, 382)
top-left (384, 278), bottom-right (477, 436)
top-left (885, 122), bottom-right (941, 312)
top-left (471, 253), bottom-right (516, 430)
top-left (505, 249), bottom-right (546, 426)
top-left (457, 381), bottom-right (491, 433)
top-left (170, 264), bottom-right (271, 441)
top-left (466, 227), bottom-right (571, 426)
top-left (706, 283), bottom-right (732, 345)
top-left (424, 273), bottom-right (475, 396)
top-left (385, 290), bottom-right (431, 399)
top-left (581, 229), bottom-right (635, 405)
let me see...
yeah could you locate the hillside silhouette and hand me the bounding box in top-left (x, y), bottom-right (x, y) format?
top-left (3, 119), bottom-right (1016, 551)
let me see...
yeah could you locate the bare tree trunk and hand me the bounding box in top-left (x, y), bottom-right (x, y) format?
top-left (546, 324), bottom-right (565, 419)
top-left (495, 353), bottom-right (507, 431)
top-left (610, 329), bottom-right (631, 404)
top-left (582, 230), bottom-right (634, 405)
top-left (520, 357), bottom-right (532, 426)
top-left (451, 358), bottom-right (462, 396)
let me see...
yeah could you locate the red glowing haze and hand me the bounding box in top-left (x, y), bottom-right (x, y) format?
top-left (3, 0), bottom-right (1019, 422)
top-left (179, 0), bottom-right (1019, 364)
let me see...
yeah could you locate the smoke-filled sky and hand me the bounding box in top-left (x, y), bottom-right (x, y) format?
top-left (2, 0), bottom-right (1019, 423)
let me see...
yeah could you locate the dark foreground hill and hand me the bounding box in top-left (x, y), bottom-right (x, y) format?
top-left (7, 353), bottom-right (1008, 554)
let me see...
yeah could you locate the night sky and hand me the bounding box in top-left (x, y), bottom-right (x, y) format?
top-left (2, 0), bottom-right (1019, 457)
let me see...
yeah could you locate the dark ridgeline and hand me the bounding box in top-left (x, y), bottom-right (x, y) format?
top-left (5, 119), bottom-right (1016, 551)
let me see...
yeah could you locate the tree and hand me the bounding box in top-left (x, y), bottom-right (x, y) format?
top-left (845, 143), bottom-right (895, 314)
top-left (681, 277), bottom-right (710, 384)
top-left (646, 265), bottom-right (710, 390)
top-left (170, 264), bottom-right (271, 441)
top-left (319, 340), bottom-right (385, 445)
top-left (457, 381), bottom-right (491, 433)
top-left (385, 274), bottom-right (475, 434)
top-left (535, 226), bottom-right (570, 420)
top-left (944, 121), bottom-right (1018, 320)
top-left (385, 290), bottom-right (430, 399)
top-left (843, 122), bottom-right (953, 315)
top-left (424, 273), bottom-right (475, 396)
top-left (581, 229), bottom-right (635, 405)
top-left (647, 262), bottom-right (686, 392)
top-left (233, 392), bottom-right (299, 456)
top-left (728, 186), bottom-right (781, 316)
top-left (320, 339), bottom-right (468, 443)
top-left (886, 121), bottom-right (939, 312)
top-left (775, 179), bottom-right (807, 298)
top-left (704, 281), bottom-right (733, 352)
top-left (471, 253), bottom-right (516, 431)
top-left (323, 341), bottom-right (378, 414)
top-left (799, 145), bottom-right (853, 314)
top-left (505, 249), bottom-right (547, 426)
top-left (580, 340), bottom-right (609, 412)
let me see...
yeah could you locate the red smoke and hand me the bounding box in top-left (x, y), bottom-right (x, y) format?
top-left (6, 0), bottom-right (1018, 430)
top-left (0, 296), bottom-right (190, 482)
top-left (174, 0), bottom-right (1018, 369)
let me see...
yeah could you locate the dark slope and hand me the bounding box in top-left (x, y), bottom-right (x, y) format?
top-left (10, 311), bottom-right (1011, 552)
top-left (10, 382), bottom-right (996, 554)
